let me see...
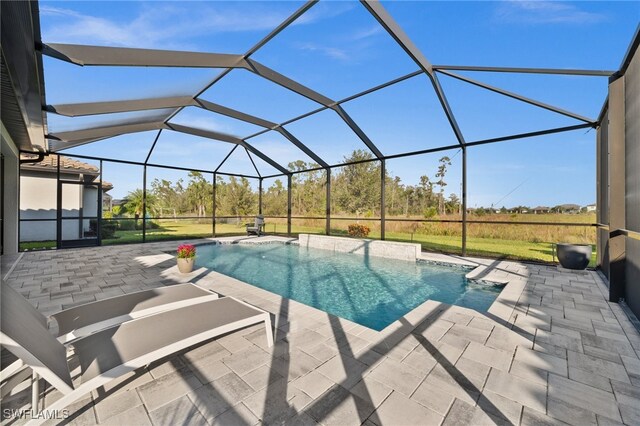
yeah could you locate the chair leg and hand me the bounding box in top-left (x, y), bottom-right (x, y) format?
top-left (264, 315), bottom-right (274, 348)
top-left (31, 372), bottom-right (39, 412)
top-left (26, 388), bottom-right (86, 426)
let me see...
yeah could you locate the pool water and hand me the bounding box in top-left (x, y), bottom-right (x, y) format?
top-left (196, 243), bottom-right (502, 331)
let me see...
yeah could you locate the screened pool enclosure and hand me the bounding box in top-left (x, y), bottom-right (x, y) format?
top-left (11, 1), bottom-right (638, 273)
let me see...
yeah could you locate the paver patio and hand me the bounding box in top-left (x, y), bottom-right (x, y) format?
top-left (2, 236), bottom-right (640, 425)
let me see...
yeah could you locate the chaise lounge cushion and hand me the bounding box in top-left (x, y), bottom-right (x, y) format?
top-left (52, 284), bottom-right (216, 337)
top-left (73, 297), bottom-right (266, 382)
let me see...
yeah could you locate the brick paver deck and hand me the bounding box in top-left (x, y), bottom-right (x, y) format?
top-left (2, 237), bottom-right (640, 425)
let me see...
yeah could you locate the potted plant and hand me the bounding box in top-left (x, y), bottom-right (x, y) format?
top-left (177, 244), bottom-right (196, 273)
top-left (348, 224), bottom-right (371, 238)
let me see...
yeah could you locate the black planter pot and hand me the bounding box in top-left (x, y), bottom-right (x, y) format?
top-left (557, 243), bottom-right (592, 270)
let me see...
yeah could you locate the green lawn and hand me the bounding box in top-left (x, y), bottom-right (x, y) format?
top-left (20, 219), bottom-right (596, 266)
top-left (103, 220), bottom-right (216, 245)
top-left (384, 232), bottom-right (596, 266)
top-left (19, 240), bottom-right (56, 251)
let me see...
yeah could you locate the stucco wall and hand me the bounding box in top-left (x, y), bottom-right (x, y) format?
top-left (20, 171), bottom-right (58, 219)
top-left (1, 123), bottom-right (19, 253)
top-left (20, 172), bottom-right (100, 242)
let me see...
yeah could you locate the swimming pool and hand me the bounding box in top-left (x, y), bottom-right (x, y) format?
top-left (196, 243), bottom-right (502, 331)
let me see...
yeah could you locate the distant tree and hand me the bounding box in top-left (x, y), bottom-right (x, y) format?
top-left (214, 176), bottom-right (228, 214)
top-left (334, 150), bottom-right (380, 216)
top-left (151, 178), bottom-right (185, 218)
top-left (223, 177), bottom-right (255, 216)
top-left (301, 166), bottom-right (325, 215)
top-left (447, 193), bottom-right (460, 215)
top-left (232, 149), bottom-right (466, 221)
top-left (423, 206), bottom-right (437, 219)
top-left (387, 176), bottom-right (402, 214)
top-left (123, 189), bottom-right (159, 224)
top-left (287, 160), bottom-right (308, 173)
top-left (288, 161), bottom-right (325, 215)
top-left (435, 156), bottom-right (452, 215)
top-left (111, 205), bottom-right (124, 217)
top-left (186, 172), bottom-right (212, 218)
top-left (263, 179), bottom-right (287, 216)
top-left (418, 175), bottom-right (434, 212)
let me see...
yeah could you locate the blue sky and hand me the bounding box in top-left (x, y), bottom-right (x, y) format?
top-left (40, 1), bottom-right (639, 207)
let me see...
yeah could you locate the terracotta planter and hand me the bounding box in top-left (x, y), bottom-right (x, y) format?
top-left (177, 257), bottom-right (195, 273)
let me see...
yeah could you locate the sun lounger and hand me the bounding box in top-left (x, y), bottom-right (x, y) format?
top-left (51, 283), bottom-right (219, 344)
top-left (1, 283), bottom-right (273, 426)
top-left (1, 283), bottom-right (217, 398)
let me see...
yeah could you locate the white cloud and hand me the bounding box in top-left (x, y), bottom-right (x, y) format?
top-left (291, 23), bottom-right (386, 62)
top-left (40, 3), bottom-right (310, 49)
top-left (495, 1), bottom-right (609, 25)
top-left (169, 115), bottom-right (233, 134)
top-left (349, 25), bottom-right (385, 41)
top-left (293, 42), bottom-right (350, 61)
top-left (247, 137), bottom-right (312, 166)
top-left (40, 1), bottom-right (368, 64)
top-left (41, 6), bottom-right (139, 46)
top-left (293, 2), bottom-right (356, 26)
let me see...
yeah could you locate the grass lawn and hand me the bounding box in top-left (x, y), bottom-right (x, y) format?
top-left (102, 220), bottom-right (327, 245)
top-left (19, 241), bottom-right (56, 251)
top-left (20, 219), bottom-right (596, 266)
top-left (103, 220), bottom-right (217, 245)
top-left (384, 232), bottom-right (596, 267)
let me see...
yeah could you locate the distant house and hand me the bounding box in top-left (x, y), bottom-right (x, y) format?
top-left (508, 206), bottom-right (529, 214)
top-left (20, 155), bottom-right (112, 242)
top-left (103, 192), bottom-right (113, 211)
top-left (584, 203), bottom-right (596, 212)
top-left (553, 204), bottom-right (581, 214)
top-left (532, 206), bottom-right (550, 214)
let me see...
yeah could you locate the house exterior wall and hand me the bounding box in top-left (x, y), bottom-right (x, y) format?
top-left (624, 41), bottom-right (640, 317)
top-left (19, 170), bottom-right (100, 242)
top-left (20, 171), bottom-right (58, 219)
top-left (1, 122), bottom-right (20, 254)
top-left (597, 109), bottom-right (610, 278)
top-left (599, 33), bottom-right (640, 318)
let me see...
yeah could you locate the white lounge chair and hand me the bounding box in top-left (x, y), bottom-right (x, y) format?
top-left (51, 283), bottom-right (219, 344)
top-left (1, 282), bottom-right (218, 393)
top-left (246, 214), bottom-right (265, 236)
top-left (0, 284), bottom-right (273, 425)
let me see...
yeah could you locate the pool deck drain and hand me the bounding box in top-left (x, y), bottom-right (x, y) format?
top-left (2, 235), bottom-right (640, 426)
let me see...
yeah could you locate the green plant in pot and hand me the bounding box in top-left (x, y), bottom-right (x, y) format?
top-left (177, 244), bottom-right (196, 273)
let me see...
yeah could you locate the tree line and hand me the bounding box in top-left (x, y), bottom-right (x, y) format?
top-left (116, 150), bottom-right (460, 219)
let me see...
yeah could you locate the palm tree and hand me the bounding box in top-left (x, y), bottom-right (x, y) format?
top-left (123, 189), bottom-right (158, 225)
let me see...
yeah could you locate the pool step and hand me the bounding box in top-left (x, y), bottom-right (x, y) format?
top-left (465, 265), bottom-right (510, 286)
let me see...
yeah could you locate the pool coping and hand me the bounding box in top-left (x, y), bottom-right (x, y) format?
top-left (186, 235), bottom-right (526, 334)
